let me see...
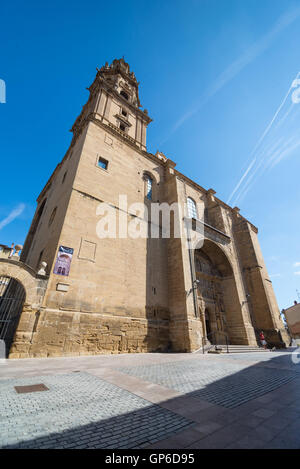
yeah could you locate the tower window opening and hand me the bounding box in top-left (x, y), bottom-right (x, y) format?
top-left (120, 123), bottom-right (126, 132)
top-left (120, 90), bottom-right (129, 100)
top-left (121, 108), bottom-right (127, 117)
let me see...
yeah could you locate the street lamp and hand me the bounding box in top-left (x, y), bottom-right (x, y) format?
top-left (186, 279), bottom-right (201, 296)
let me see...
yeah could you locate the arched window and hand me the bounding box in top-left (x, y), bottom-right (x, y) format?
top-left (48, 207), bottom-right (57, 227)
top-left (145, 175), bottom-right (153, 200)
top-left (120, 90), bottom-right (129, 101)
top-left (36, 249), bottom-right (44, 269)
top-left (187, 197), bottom-right (197, 219)
top-left (20, 198), bottom-right (47, 262)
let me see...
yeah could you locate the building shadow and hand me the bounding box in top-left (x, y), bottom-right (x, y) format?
top-left (1, 351), bottom-right (300, 449)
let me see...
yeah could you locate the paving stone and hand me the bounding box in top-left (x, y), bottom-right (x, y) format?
top-left (0, 372), bottom-right (192, 449)
top-left (226, 434), bottom-right (265, 449)
top-left (119, 357), bottom-right (297, 408)
top-left (252, 408), bottom-right (276, 419)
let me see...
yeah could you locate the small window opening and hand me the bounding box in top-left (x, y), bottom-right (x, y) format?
top-left (120, 123), bottom-right (126, 132)
top-left (120, 90), bottom-right (129, 100)
top-left (98, 157), bottom-right (108, 170)
top-left (121, 108), bottom-right (127, 117)
top-left (36, 249), bottom-right (44, 269)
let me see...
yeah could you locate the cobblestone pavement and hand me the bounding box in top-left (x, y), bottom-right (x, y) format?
top-left (0, 372), bottom-right (192, 449)
top-left (0, 350), bottom-right (300, 449)
top-left (119, 354), bottom-right (297, 408)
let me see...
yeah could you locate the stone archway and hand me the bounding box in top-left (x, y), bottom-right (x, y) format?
top-left (0, 259), bottom-right (48, 357)
top-left (0, 276), bottom-right (26, 356)
top-left (0, 260), bottom-right (41, 305)
top-left (195, 239), bottom-right (253, 345)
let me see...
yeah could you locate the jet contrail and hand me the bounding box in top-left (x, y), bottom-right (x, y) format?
top-left (233, 136), bottom-right (295, 205)
top-left (159, 7), bottom-right (300, 147)
top-left (227, 72), bottom-right (300, 205)
top-left (226, 158), bottom-right (256, 205)
top-left (0, 204), bottom-right (25, 231)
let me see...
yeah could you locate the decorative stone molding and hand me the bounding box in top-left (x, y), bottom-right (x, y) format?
top-left (190, 218), bottom-right (231, 245)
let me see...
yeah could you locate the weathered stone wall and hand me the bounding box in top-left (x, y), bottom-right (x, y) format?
top-left (232, 213), bottom-right (289, 346)
top-left (10, 309), bottom-right (170, 358)
top-left (21, 127), bottom-right (88, 272)
top-left (283, 303), bottom-right (300, 339)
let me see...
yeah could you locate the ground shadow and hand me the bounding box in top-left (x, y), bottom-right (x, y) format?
top-left (1, 350), bottom-right (300, 449)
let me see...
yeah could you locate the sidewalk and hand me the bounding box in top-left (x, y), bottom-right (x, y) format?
top-left (0, 350), bottom-right (300, 449)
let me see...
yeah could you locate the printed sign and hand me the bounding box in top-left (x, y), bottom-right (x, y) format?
top-left (53, 246), bottom-right (74, 276)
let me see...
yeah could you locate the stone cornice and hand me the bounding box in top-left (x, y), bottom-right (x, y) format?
top-left (114, 113), bottom-right (132, 127)
top-left (88, 115), bottom-right (165, 167)
top-left (243, 265), bottom-right (263, 271)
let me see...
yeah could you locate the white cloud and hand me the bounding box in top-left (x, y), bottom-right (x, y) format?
top-left (294, 262), bottom-right (300, 267)
top-left (0, 204), bottom-right (25, 231)
top-left (294, 271), bottom-right (300, 276)
top-left (269, 273), bottom-right (281, 278)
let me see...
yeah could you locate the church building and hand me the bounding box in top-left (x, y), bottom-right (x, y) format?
top-left (0, 58), bottom-right (289, 358)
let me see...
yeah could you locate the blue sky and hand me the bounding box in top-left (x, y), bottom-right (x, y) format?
top-left (1, 0), bottom-right (300, 309)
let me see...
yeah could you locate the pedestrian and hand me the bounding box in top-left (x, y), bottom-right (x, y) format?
top-left (259, 331), bottom-right (267, 349)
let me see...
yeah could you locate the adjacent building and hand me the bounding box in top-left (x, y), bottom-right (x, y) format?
top-left (283, 301), bottom-right (300, 342)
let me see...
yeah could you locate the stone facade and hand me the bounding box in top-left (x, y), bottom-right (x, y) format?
top-left (0, 58), bottom-right (289, 358)
top-left (283, 303), bottom-right (300, 339)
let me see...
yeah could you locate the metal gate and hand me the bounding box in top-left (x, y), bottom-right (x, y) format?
top-left (0, 276), bottom-right (25, 356)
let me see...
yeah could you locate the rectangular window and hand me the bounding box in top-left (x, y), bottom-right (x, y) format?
top-left (97, 157), bottom-right (108, 170)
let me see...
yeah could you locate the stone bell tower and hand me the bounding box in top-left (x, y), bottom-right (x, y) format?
top-left (72, 58), bottom-right (152, 151)
top-left (21, 58), bottom-right (153, 272)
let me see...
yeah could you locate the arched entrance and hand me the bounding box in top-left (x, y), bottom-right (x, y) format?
top-left (195, 239), bottom-right (251, 345)
top-left (0, 276), bottom-right (26, 356)
top-left (205, 308), bottom-right (212, 337)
